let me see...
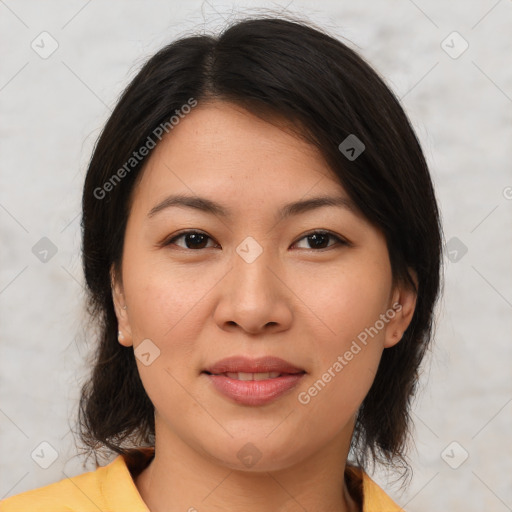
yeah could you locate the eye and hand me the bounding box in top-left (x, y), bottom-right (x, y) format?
top-left (163, 229), bottom-right (349, 251)
top-left (293, 230), bottom-right (349, 250)
top-left (164, 230), bottom-right (218, 250)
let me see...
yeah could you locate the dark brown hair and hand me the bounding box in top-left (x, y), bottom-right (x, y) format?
top-left (77, 14), bottom-right (444, 480)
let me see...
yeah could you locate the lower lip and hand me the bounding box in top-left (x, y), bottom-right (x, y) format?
top-left (203, 372), bottom-right (305, 406)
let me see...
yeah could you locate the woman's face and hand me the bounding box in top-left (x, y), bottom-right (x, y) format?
top-left (112, 101), bottom-right (416, 471)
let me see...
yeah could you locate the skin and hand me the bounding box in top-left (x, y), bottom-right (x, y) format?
top-left (111, 101), bottom-right (417, 512)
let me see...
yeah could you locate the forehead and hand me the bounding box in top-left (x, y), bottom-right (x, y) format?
top-left (130, 101), bottom-right (350, 215)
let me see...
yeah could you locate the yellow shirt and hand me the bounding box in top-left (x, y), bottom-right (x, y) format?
top-left (0, 447), bottom-right (403, 512)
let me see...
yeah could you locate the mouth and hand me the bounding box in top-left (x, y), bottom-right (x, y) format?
top-left (201, 356), bottom-right (306, 406)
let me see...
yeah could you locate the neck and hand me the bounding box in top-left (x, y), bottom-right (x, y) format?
top-left (135, 423), bottom-right (360, 512)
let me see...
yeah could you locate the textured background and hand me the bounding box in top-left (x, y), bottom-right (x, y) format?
top-left (1, 1), bottom-right (511, 510)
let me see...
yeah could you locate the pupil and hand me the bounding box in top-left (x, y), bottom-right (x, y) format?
top-left (187, 233), bottom-right (207, 249)
top-left (309, 233), bottom-right (328, 249)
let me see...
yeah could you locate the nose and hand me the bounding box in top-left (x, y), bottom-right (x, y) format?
top-left (213, 242), bottom-right (293, 335)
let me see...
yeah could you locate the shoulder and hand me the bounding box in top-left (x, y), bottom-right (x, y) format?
top-left (345, 465), bottom-right (404, 512)
top-left (361, 472), bottom-right (403, 511)
top-left (0, 468), bottom-right (106, 512)
top-left (0, 455), bottom-right (131, 512)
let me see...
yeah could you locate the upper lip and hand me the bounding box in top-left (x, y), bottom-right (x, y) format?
top-left (203, 356), bottom-right (305, 375)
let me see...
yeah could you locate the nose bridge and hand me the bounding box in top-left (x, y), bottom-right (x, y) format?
top-left (214, 233), bottom-right (291, 333)
top-left (232, 234), bottom-right (275, 297)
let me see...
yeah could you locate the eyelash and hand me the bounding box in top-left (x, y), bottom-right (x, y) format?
top-left (162, 230), bottom-right (350, 251)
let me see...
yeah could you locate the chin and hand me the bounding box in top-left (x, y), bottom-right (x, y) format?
top-left (201, 437), bottom-right (312, 473)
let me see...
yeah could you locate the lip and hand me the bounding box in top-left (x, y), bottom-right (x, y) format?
top-left (202, 356), bottom-right (306, 406)
top-left (203, 355), bottom-right (304, 375)
top-left (203, 373), bottom-right (305, 406)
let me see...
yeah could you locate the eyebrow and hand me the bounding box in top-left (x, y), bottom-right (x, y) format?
top-left (147, 193), bottom-right (356, 222)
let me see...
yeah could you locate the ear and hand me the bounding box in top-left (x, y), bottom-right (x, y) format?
top-left (384, 268), bottom-right (418, 349)
top-left (110, 264), bottom-right (133, 347)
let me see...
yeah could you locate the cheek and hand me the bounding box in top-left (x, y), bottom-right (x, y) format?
top-left (121, 253), bottom-right (227, 396)
top-left (122, 263), bottom-right (211, 419)
top-left (123, 248), bottom-right (212, 340)
top-left (294, 261), bottom-right (391, 408)
top-left (295, 259), bottom-right (392, 347)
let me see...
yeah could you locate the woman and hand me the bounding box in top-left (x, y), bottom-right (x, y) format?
top-left (1, 15), bottom-right (443, 512)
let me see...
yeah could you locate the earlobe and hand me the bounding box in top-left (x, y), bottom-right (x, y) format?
top-left (110, 265), bottom-right (133, 347)
top-left (384, 269), bottom-right (418, 348)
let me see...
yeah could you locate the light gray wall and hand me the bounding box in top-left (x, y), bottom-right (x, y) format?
top-left (1, 1), bottom-right (511, 510)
